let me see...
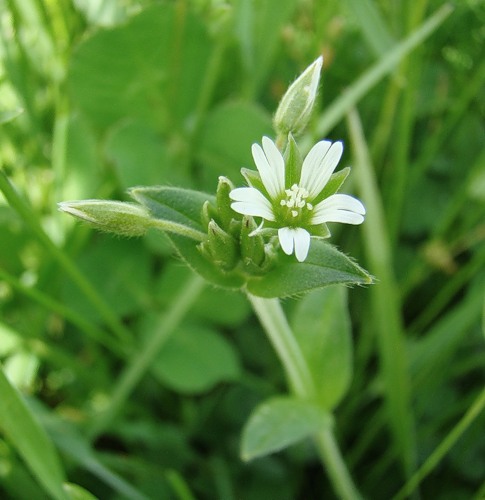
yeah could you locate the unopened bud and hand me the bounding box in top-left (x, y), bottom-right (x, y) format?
top-left (199, 219), bottom-right (239, 271)
top-left (58, 200), bottom-right (151, 236)
top-left (240, 216), bottom-right (265, 269)
top-left (216, 176), bottom-right (237, 227)
top-left (273, 56), bottom-right (323, 136)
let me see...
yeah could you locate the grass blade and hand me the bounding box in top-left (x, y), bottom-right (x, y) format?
top-left (0, 366), bottom-right (68, 500)
top-left (347, 108), bottom-right (416, 477)
top-left (309, 3), bottom-right (453, 142)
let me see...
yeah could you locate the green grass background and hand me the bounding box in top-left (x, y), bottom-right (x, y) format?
top-left (0, 0), bottom-right (484, 498)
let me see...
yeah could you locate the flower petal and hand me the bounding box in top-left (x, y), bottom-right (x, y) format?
top-left (293, 228), bottom-right (311, 262)
top-left (277, 227), bottom-right (311, 262)
top-left (278, 227), bottom-right (294, 255)
top-left (300, 141), bottom-right (343, 199)
top-left (312, 194), bottom-right (365, 225)
top-left (230, 187), bottom-right (275, 220)
top-left (252, 137), bottom-right (285, 199)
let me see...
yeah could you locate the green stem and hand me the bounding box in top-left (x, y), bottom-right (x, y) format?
top-left (301, 3), bottom-right (453, 151)
top-left (150, 219), bottom-right (207, 242)
top-left (87, 273), bottom-right (205, 439)
top-left (347, 108), bottom-right (416, 478)
top-left (315, 429), bottom-right (363, 500)
top-left (247, 295), bottom-right (313, 399)
top-left (247, 294), bottom-right (361, 500)
top-left (393, 385), bottom-right (485, 500)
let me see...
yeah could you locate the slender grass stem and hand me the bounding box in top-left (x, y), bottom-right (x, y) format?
top-left (393, 386), bottom-right (485, 500)
top-left (346, 108), bottom-right (416, 478)
top-left (87, 273), bottom-right (205, 440)
top-left (0, 170), bottom-right (134, 347)
top-left (303, 3), bottom-right (453, 150)
top-left (247, 294), bottom-right (362, 500)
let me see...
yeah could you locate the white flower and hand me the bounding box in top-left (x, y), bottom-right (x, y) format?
top-left (229, 136), bottom-right (365, 262)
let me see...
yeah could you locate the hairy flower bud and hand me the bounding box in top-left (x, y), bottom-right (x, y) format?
top-left (199, 219), bottom-right (239, 271)
top-left (273, 56), bottom-right (323, 136)
top-left (58, 200), bottom-right (152, 236)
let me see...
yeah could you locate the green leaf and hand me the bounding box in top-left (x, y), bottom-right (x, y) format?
top-left (241, 396), bottom-right (332, 461)
top-left (234, 0), bottom-right (297, 95)
top-left (68, 5), bottom-right (212, 130)
top-left (197, 101), bottom-right (272, 187)
top-left (0, 108), bottom-right (23, 125)
top-left (61, 238), bottom-right (151, 323)
top-left (34, 401), bottom-right (149, 500)
top-left (291, 287), bottom-right (353, 410)
top-left (130, 186), bottom-right (210, 232)
top-left (152, 325), bottom-right (241, 394)
top-left (343, 0), bottom-right (395, 57)
top-left (247, 240), bottom-right (372, 298)
top-left (0, 367), bottom-right (68, 500)
top-left (64, 483), bottom-right (98, 500)
top-left (156, 263), bottom-right (250, 326)
top-left (105, 120), bottom-right (190, 189)
top-left (131, 186), bottom-right (246, 289)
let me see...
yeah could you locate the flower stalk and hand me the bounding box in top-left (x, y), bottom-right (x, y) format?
top-left (247, 293), bottom-right (362, 500)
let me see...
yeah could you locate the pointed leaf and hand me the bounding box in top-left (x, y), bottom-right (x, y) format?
top-left (241, 396), bottom-right (332, 461)
top-left (129, 186), bottom-right (210, 231)
top-left (152, 325), bottom-right (241, 394)
top-left (68, 5), bottom-right (212, 130)
top-left (292, 287), bottom-right (353, 410)
top-left (247, 240), bottom-right (372, 298)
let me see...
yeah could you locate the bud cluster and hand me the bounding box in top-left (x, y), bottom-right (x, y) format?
top-left (198, 177), bottom-right (275, 275)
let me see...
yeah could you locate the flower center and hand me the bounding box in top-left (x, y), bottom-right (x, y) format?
top-left (279, 184), bottom-right (313, 218)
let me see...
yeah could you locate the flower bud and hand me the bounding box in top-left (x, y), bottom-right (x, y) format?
top-left (199, 219), bottom-right (239, 271)
top-left (240, 216), bottom-right (265, 269)
top-left (58, 200), bottom-right (152, 236)
top-left (216, 176), bottom-right (237, 228)
top-left (273, 56), bottom-right (323, 136)
top-left (201, 199), bottom-right (218, 229)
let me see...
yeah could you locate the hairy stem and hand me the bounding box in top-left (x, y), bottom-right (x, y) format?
top-left (247, 294), bottom-right (362, 500)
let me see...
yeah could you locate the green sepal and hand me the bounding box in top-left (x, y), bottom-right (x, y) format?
top-left (200, 219), bottom-right (239, 271)
top-left (312, 167), bottom-right (351, 205)
top-left (216, 176), bottom-right (237, 228)
top-left (311, 223), bottom-right (331, 239)
top-left (241, 168), bottom-right (266, 195)
top-left (283, 133), bottom-right (303, 188)
top-left (240, 216), bottom-right (265, 269)
top-left (201, 199), bottom-right (217, 229)
top-left (247, 240), bottom-right (373, 298)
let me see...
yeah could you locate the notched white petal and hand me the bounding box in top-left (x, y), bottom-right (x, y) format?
top-left (293, 228), bottom-right (311, 262)
top-left (251, 139), bottom-right (283, 199)
top-left (312, 194), bottom-right (366, 225)
top-left (231, 201), bottom-right (275, 221)
top-left (300, 141), bottom-right (344, 199)
top-left (278, 227), bottom-right (294, 255)
top-left (262, 136), bottom-right (285, 194)
top-left (277, 227), bottom-right (311, 262)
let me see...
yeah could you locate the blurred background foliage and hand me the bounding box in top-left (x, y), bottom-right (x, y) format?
top-left (0, 0), bottom-right (484, 498)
